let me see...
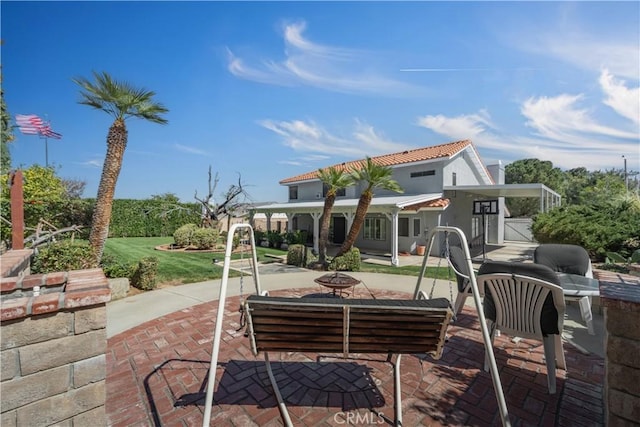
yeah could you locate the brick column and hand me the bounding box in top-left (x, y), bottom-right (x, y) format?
top-left (597, 270), bottom-right (640, 426)
top-left (9, 170), bottom-right (24, 250)
top-left (1, 268), bottom-right (111, 426)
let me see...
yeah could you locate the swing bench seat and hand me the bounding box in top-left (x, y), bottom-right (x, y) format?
top-left (243, 294), bottom-right (454, 426)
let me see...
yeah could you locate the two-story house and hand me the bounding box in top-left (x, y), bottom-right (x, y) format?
top-left (251, 140), bottom-right (560, 265)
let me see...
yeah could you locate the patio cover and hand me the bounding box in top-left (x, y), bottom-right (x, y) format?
top-left (252, 193), bottom-right (446, 214)
top-left (443, 183), bottom-right (561, 212)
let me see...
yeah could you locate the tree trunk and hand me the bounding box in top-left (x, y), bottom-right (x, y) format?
top-left (318, 192), bottom-right (336, 265)
top-left (89, 118), bottom-right (127, 265)
top-left (336, 191), bottom-right (372, 257)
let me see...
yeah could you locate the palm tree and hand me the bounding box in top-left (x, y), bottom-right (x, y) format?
top-left (336, 157), bottom-right (403, 257)
top-left (317, 166), bottom-right (354, 266)
top-left (73, 71), bottom-right (168, 264)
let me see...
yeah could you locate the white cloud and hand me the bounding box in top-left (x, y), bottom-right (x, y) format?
top-left (259, 118), bottom-right (409, 164)
top-left (416, 111), bottom-right (494, 141)
top-left (538, 37), bottom-right (639, 81)
top-left (80, 159), bottom-right (102, 168)
top-left (599, 69), bottom-right (640, 126)
top-left (227, 20), bottom-right (421, 96)
top-left (174, 144), bottom-right (209, 156)
top-left (414, 71), bottom-right (639, 172)
top-left (522, 93), bottom-right (638, 142)
top-left (505, 9), bottom-right (640, 80)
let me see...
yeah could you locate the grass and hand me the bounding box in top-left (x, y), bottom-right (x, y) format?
top-left (104, 237), bottom-right (288, 286)
top-left (359, 263), bottom-right (455, 280)
top-left (104, 237), bottom-right (452, 286)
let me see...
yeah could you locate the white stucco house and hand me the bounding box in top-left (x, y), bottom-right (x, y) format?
top-left (250, 140), bottom-right (560, 266)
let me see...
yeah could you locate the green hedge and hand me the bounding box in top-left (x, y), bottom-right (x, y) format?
top-left (106, 199), bottom-right (201, 238)
top-left (532, 197), bottom-right (640, 261)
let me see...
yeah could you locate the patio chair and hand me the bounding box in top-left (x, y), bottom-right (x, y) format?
top-left (477, 261), bottom-right (566, 394)
top-left (534, 244), bottom-right (595, 334)
top-left (448, 245), bottom-right (477, 314)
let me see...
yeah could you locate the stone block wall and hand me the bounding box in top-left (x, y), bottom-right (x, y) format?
top-left (1, 268), bottom-right (111, 426)
top-left (597, 270), bottom-right (640, 426)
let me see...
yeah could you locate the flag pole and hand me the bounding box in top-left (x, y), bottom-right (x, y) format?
top-left (44, 135), bottom-right (49, 167)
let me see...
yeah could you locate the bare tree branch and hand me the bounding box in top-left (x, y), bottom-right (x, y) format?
top-left (194, 167), bottom-right (251, 227)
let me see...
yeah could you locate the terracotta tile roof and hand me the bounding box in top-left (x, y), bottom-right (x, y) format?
top-left (402, 198), bottom-right (450, 211)
top-left (279, 139), bottom-right (472, 184)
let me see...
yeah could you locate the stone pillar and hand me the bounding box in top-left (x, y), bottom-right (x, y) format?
top-left (598, 271), bottom-right (640, 426)
top-left (1, 268), bottom-right (111, 426)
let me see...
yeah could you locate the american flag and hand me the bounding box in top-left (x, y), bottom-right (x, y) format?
top-left (15, 114), bottom-right (62, 139)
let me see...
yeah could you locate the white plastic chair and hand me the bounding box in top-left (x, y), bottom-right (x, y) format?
top-left (477, 262), bottom-right (567, 394)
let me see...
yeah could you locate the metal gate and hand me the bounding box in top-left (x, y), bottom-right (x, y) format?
top-left (504, 218), bottom-right (534, 242)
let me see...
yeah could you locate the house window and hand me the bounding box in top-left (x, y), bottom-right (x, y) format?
top-left (289, 186), bottom-right (298, 200)
top-left (413, 218), bottom-right (421, 237)
top-left (322, 184), bottom-right (346, 197)
top-left (452, 172), bottom-right (457, 186)
top-left (364, 217), bottom-right (387, 241)
top-left (399, 218), bottom-right (409, 237)
top-left (410, 170), bottom-right (435, 178)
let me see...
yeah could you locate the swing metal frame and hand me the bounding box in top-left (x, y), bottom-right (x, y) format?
top-left (414, 226), bottom-right (510, 426)
top-left (202, 224), bottom-right (511, 427)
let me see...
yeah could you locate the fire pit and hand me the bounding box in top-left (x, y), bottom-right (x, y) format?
top-left (314, 272), bottom-right (361, 297)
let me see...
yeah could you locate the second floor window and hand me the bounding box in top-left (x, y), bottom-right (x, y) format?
top-left (322, 184), bottom-right (346, 197)
top-left (289, 186), bottom-right (298, 200)
top-left (452, 172), bottom-right (457, 186)
top-left (410, 170), bottom-right (435, 178)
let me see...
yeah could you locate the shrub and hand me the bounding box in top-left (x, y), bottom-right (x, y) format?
top-left (130, 256), bottom-right (159, 290)
top-left (31, 240), bottom-right (94, 273)
top-left (267, 231), bottom-right (284, 248)
top-left (173, 223), bottom-right (199, 247)
top-left (284, 231), bottom-right (305, 245)
top-left (191, 227), bottom-right (218, 249)
top-left (253, 230), bottom-right (265, 243)
top-left (287, 244), bottom-right (308, 267)
top-left (100, 253), bottom-right (135, 279)
top-left (532, 198), bottom-right (640, 261)
top-left (329, 247), bottom-right (361, 272)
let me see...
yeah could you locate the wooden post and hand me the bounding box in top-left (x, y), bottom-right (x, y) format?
top-left (10, 170), bottom-right (24, 249)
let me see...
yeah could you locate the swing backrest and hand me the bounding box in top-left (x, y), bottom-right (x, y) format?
top-left (448, 245), bottom-right (472, 293)
top-left (244, 295), bottom-right (454, 359)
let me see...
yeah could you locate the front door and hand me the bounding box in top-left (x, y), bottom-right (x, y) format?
top-left (332, 216), bottom-right (346, 244)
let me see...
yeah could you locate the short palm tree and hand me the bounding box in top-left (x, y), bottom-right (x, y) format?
top-left (336, 157), bottom-right (403, 257)
top-left (317, 166), bottom-right (354, 266)
top-left (73, 71), bottom-right (168, 264)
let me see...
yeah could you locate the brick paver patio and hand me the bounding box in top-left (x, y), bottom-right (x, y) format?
top-left (106, 288), bottom-right (604, 426)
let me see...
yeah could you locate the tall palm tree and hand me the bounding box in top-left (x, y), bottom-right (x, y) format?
top-left (317, 166), bottom-right (354, 266)
top-left (336, 157), bottom-right (403, 257)
top-left (73, 71), bottom-right (168, 264)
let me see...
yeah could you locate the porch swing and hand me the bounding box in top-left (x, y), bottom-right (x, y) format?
top-left (201, 224), bottom-right (510, 427)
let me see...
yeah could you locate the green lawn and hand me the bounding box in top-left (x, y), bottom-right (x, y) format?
top-left (103, 237), bottom-right (287, 285)
top-left (104, 237), bottom-right (450, 286)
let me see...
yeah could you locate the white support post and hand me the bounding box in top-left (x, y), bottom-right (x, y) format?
top-left (384, 210), bottom-right (400, 266)
top-left (286, 213), bottom-right (295, 232)
top-left (310, 212), bottom-right (321, 254)
top-left (265, 212), bottom-right (272, 232)
top-left (343, 211), bottom-right (356, 231)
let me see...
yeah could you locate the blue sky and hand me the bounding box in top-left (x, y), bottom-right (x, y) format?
top-left (3, 1), bottom-right (639, 203)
